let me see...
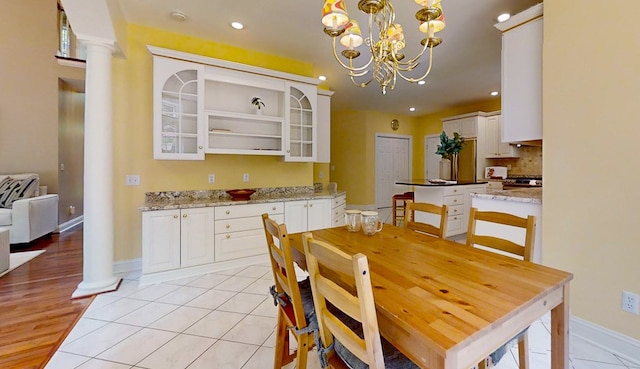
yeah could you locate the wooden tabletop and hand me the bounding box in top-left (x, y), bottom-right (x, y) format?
top-left (288, 225), bottom-right (573, 369)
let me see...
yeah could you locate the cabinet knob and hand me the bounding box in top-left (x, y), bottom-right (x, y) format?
top-left (454, 189), bottom-right (458, 193)
top-left (309, 204), bottom-right (313, 207)
top-left (304, 204), bottom-right (307, 208)
top-left (287, 150), bottom-right (290, 153)
top-left (226, 224), bottom-right (230, 229)
top-left (272, 207), bottom-right (276, 211)
top-left (453, 199), bottom-right (458, 203)
top-left (226, 210), bottom-right (230, 215)
top-left (183, 214), bottom-right (187, 218)
top-left (173, 215), bottom-right (178, 219)
top-left (198, 145), bottom-right (203, 149)
top-left (226, 234), bottom-right (230, 239)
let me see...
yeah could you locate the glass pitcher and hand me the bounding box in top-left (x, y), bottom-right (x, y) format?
top-left (344, 210), bottom-right (362, 232)
top-left (361, 211), bottom-right (384, 236)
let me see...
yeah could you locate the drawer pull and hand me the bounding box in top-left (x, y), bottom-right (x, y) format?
top-left (304, 205), bottom-right (308, 208)
top-left (309, 204), bottom-right (313, 207)
top-left (226, 210), bottom-right (230, 215)
top-left (272, 207), bottom-right (276, 211)
top-left (183, 214), bottom-right (187, 218)
top-left (226, 224), bottom-right (230, 229)
top-left (453, 199), bottom-right (458, 203)
top-left (226, 234), bottom-right (230, 239)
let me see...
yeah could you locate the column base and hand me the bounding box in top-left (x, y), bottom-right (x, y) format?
top-left (72, 276), bottom-right (122, 299)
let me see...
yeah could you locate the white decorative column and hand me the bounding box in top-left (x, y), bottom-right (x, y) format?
top-left (72, 41), bottom-right (121, 298)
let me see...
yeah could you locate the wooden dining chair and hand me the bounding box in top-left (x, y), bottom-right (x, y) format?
top-left (403, 199), bottom-right (449, 238)
top-left (262, 214), bottom-right (316, 369)
top-left (302, 232), bottom-right (420, 369)
top-left (466, 207), bottom-right (536, 369)
top-left (391, 191), bottom-right (414, 226)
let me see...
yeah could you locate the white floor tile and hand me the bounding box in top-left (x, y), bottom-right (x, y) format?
top-left (44, 351), bottom-right (91, 369)
top-left (241, 277), bottom-right (273, 295)
top-left (83, 297), bottom-right (149, 322)
top-left (60, 322), bottom-right (141, 357)
top-left (162, 275), bottom-right (201, 286)
top-left (242, 345), bottom-right (275, 369)
top-left (618, 355), bottom-right (640, 368)
top-left (217, 293), bottom-right (268, 314)
top-left (235, 264), bottom-right (271, 279)
top-left (186, 339), bottom-right (258, 369)
top-left (149, 305), bottom-right (211, 333)
top-left (104, 280), bottom-right (147, 298)
top-left (214, 275), bottom-right (259, 292)
top-left (263, 331), bottom-right (276, 348)
top-left (184, 310), bottom-right (246, 339)
top-left (185, 289), bottom-right (236, 309)
top-left (136, 334), bottom-right (216, 369)
top-left (60, 317), bottom-right (109, 347)
top-left (84, 294), bottom-right (121, 313)
top-left (250, 297), bottom-right (278, 318)
top-left (571, 358), bottom-right (628, 369)
top-left (154, 285), bottom-right (208, 305)
top-left (187, 273), bottom-right (231, 289)
top-left (75, 358), bottom-right (133, 369)
top-left (115, 301), bottom-right (179, 327)
top-left (570, 335), bottom-right (626, 364)
top-left (97, 327), bottom-right (177, 365)
top-left (222, 314), bottom-right (277, 345)
top-left (216, 266), bottom-right (249, 276)
top-left (126, 283), bottom-right (180, 301)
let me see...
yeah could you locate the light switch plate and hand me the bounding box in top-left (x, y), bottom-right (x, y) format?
top-left (126, 175), bottom-right (140, 186)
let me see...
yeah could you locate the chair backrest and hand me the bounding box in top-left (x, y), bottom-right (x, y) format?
top-left (466, 207), bottom-right (536, 261)
top-left (404, 200), bottom-right (449, 238)
top-left (262, 213), bottom-right (308, 331)
top-left (302, 232), bottom-right (385, 369)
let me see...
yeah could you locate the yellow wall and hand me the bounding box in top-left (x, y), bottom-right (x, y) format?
top-left (544, 0), bottom-right (640, 339)
top-left (112, 24), bottom-right (317, 261)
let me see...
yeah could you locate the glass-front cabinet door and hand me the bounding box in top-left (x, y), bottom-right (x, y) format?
top-left (153, 56), bottom-right (205, 160)
top-left (285, 82), bottom-right (317, 162)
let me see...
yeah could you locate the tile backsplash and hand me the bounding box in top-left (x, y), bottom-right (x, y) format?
top-left (488, 145), bottom-right (542, 176)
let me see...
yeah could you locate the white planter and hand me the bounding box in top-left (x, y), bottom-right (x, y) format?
top-left (439, 158), bottom-right (451, 180)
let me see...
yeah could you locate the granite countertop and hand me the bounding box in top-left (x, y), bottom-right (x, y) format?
top-left (471, 188), bottom-right (542, 204)
top-left (139, 186), bottom-right (346, 211)
top-left (395, 179), bottom-right (488, 187)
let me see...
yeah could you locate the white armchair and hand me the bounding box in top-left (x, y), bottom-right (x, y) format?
top-left (0, 173), bottom-right (59, 244)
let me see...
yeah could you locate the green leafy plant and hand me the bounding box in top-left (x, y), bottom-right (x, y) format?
top-left (251, 97), bottom-right (265, 110)
top-left (435, 131), bottom-right (465, 159)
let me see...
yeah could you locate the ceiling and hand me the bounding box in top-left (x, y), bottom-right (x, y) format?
top-left (116, 0), bottom-right (540, 114)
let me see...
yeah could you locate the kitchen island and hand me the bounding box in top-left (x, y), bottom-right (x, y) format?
top-left (396, 179), bottom-right (488, 237)
top-left (470, 187), bottom-right (542, 263)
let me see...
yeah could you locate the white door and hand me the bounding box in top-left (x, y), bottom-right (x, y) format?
top-left (375, 135), bottom-right (412, 209)
top-left (425, 135), bottom-right (441, 179)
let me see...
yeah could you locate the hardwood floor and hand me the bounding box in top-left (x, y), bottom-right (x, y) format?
top-left (0, 226), bottom-right (91, 369)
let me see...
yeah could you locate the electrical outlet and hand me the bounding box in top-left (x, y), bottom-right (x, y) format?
top-left (622, 291), bottom-right (640, 314)
top-left (319, 171), bottom-right (324, 179)
top-left (243, 173), bottom-right (249, 182)
top-left (208, 174), bottom-right (215, 184)
top-left (125, 175), bottom-right (140, 186)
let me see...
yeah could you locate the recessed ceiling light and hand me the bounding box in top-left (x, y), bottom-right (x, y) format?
top-left (497, 13), bottom-right (511, 22)
top-left (409, 107), bottom-right (416, 112)
top-left (170, 11), bottom-right (188, 22)
top-left (490, 91), bottom-right (499, 96)
top-left (417, 80), bottom-right (426, 85)
top-left (318, 75), bottom-right (327, 81)
top-left (231, 21), bottom-right (244, 30)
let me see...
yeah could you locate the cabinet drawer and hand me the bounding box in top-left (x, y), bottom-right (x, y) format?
top-left (444, 195), bottom-right (463, 206)
top-left (332, 195), bottom-right (346, 209)
top-left (215, 229), bottom-right (266, 262)
top-left (447, 204), bottom-right (464, 217)
top-left (215, 202), bottom-right (284, 219)
top-left (215, 214), bottom-right (283, 234)
top-left (332, 204), bottom-right (346, 219)
top-left (444, 187), bottom-right (463, 196)
top-left (446, 215), bottom-right (464, 235)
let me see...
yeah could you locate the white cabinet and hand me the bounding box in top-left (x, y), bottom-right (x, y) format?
top-left (284, 198), bottom-right (332, 234)
top-left (142, 207), bottom-right (214, 274)
top-left (496, 4), bottom-right (543, 143)
top-left (484, 115), bottom-right (520, 158)
top-left (413, 184), bottom-right (487, 237)
top-left (285, 82), bottom-right (317, 162)
top-left (331, 193), bottom-right (346, 227)
top-left (152, 56), bottom-right (205, 160)
top-left (443, 116), bottom-right (478, 138)
top-left (214, 202), bottom-right (284, 262)
top-left (316, 91), bottom-right (333, 163)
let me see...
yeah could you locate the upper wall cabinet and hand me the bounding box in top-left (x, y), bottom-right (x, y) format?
top-left (496, 3), bottom-right (543, 143)
top-left (148, 46), bottom-right (328, 162)
top-left (152, 57), bottom-right (205, 160)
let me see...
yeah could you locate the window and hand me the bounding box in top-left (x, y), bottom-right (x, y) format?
top-left (57, 3), bottom-right (86, 61)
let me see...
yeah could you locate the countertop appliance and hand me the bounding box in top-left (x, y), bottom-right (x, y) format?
top-left (502, 175), bottom-right (542, 189)
top-left (485, 166), bottom-right (508, 179)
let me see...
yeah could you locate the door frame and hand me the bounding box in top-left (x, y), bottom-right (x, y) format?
top-left (374, 133), bottom-right (413, 209)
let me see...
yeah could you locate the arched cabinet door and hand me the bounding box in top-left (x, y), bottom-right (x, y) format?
top-left (153, 56), bottom-right (205, 160)
top-left (285, 82), bottom-right (317, 162)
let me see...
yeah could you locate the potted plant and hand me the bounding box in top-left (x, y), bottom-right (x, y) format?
top-left (251, 97), bottom-right (265, 114)
top-left (435, 131), bottom-right (465, 180)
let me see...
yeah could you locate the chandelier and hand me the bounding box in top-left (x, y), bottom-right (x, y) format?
top-left (322, 0), bottom-right (445, 94)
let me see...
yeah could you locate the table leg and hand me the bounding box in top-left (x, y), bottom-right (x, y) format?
top-left (551, 284), bottom-right (570, 369)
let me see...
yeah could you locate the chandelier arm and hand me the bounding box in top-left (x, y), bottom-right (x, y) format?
top-left (331, 37), bottom-right (375, 72)
top-left (349, 75), bottom-right (373, 88)
top-left (396, 46), bottom-right (434, 83)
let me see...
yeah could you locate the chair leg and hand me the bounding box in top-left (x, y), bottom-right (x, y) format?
top-left (518, 332), bottom-right (529, 369)
top-left (478, 358), bottom-right (488, 369)
top-left (274, 310), bottom-right (291, 368)
top-left (294, 332), bottom-right (310, 369)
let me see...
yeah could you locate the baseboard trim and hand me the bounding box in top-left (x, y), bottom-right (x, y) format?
top-left (114, 258), bottom-right (142, 275)
top-left (572, 315), bottom-right (640, 365)
top-left (58, 216), bottom-right (84, 233)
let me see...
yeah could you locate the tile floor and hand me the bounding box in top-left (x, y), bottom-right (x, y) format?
top-left (45, 261), bottom-right (640, 369)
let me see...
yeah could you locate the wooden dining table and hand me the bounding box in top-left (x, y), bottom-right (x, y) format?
top-left (288, 224), bottom-right (573, 369)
